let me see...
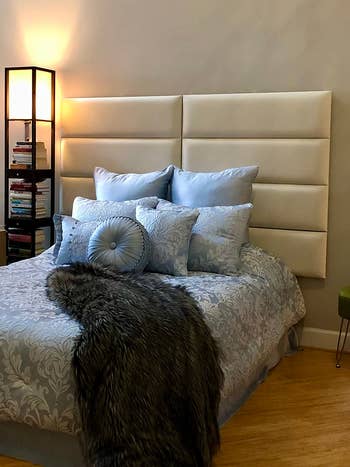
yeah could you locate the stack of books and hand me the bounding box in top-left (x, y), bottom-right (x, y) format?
top-left (35, 229), bottom-right (46, 255)
top-left (36, 180), bottom-right (50, 218)
top-left (9, 179), bottom-right (50, 219)
top-left (10, 141), bottom-right (49, 169)
top-left (7, 228), bottom-right (46, 258)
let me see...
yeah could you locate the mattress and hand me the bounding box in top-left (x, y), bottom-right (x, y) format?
top-left (0, 244), bottom-right (305, 438)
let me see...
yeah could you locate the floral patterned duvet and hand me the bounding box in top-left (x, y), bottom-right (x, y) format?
top-left (0, 245), bottom-right (305, 434)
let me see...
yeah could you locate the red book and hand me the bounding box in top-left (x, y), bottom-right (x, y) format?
top-left (10, 183), bottom-right (33, 188)
top-left (10, 187), bottom-right (37, 192)
top-left (8, 233), bottom-right (32, 243)
top-left (13, 147), bottom-right (32, 153)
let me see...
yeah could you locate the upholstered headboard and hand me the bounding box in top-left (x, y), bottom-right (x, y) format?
top-left (60, 91), bottom-right (331, 278)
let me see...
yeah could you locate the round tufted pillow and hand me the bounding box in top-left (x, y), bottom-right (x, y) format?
top-left (87, 217), bottom-right (150, 272)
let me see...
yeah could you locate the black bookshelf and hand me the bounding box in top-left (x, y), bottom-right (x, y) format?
top-left (4, 66), bottom-right (55, 264)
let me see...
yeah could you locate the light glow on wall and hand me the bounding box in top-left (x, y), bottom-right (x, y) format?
top-left (14, 1), bottom-right (82, 67)
top-left (22, 26), bottom-right (72, 67)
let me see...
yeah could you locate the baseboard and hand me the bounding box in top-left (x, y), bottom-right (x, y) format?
top-left (300, 326), bottom-right (350, 351)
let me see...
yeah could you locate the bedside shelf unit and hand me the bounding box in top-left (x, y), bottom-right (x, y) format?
top-left (4, 66), bottom-right (55, 264)
top-left (0, 230), bottom-right (6, 266)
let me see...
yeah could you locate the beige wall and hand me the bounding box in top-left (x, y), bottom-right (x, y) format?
top-left (1, 0), bottom-right (349, 331)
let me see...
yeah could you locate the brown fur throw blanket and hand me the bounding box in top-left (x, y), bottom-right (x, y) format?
top-left (46, 262), bottom-right (223, 467)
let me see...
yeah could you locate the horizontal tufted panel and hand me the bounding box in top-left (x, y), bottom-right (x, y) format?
top-left (183, 91), bottom-right (331, 138)
top-left (61, 138), bottom-right (181, 177)
top-left (249, 228), bottom-right (327, 278)
top-left (60, 177), bottom-right (95, 215)
top-left (251, 184), bottom-right (328, 231)
top-left (62, 96), bottom-right (182, 138)
top-left (182, 139), bottom-right (329, 185)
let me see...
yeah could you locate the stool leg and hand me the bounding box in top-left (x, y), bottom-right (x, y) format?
top-left (336, 318), bottom-right (350, 368)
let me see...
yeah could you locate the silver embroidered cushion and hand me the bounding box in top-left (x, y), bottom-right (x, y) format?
top-left (72, 196), bottom-right (159, 222)
top-left (55, 217), bottom-right (100, 265)
top-left (136, 205), bottom-right (199, 276)
top-left (157, 199), bottom-right (253, 273)
top-left (88, 217), bottom-right (150, 272)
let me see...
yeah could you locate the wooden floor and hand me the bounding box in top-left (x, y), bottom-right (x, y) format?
top-left (1, 348), bottom-right (350, 466)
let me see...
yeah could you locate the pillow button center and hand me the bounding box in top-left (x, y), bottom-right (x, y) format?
top-left (110, 242), bottom-right (117, 250)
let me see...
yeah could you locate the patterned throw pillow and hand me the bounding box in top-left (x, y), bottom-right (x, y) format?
top-left (157, 199), bottom-right (253, 274)
top-left (53, 213), bottom-right (63, 258)
top-left (55, 217), bottom-right (100, 265)
top-left (72, 196), bottom-right (158, 222)
top-left (136, 205), bottom-right (199, 276)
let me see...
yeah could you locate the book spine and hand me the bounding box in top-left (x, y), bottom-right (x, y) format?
top-left (13, 148), bottom-right (32, 153)
top-left (10, 164), bottom-right (31, 169)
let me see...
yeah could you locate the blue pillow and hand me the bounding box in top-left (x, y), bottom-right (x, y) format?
top-left (170, 166), bottom-right (258, 207)
top-left (136, 205), bottom-right (199, 276)
top-left (72, 196), bottom-right (158, 222)
top-left (157, 199), bottom-right (253, 273)
top-left (55, 217), bottom-right (100, 265)
top-left (53, 197), bottom-right (158, 258)
top-left (88, 217), bottom-right (150, 272)
top-left (94, 166), bottom-right (173, 201)
top-left (53, 213), bottom-right (63, 257)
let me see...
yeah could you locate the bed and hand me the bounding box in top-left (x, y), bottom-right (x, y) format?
top-left (0, 91), bottom-right (331, 466)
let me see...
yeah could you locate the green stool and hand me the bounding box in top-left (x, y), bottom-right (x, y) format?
top-left (336, 286), bottom-right (350, 367)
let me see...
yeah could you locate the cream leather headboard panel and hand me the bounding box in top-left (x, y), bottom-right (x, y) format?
top-left (60, 96), bottom-right (182, 213)
top-left (60, 91), bottom-right (331, 278)
top-left (183, 91), bottom-right (331, 278)
top-left (183, 92), bottom-right (331, 138)
top-left (62, 96), bottom-right (182, 137)
top-left (61, 139), bottom-right (181, 177)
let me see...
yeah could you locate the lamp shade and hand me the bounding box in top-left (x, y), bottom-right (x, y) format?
top-left (8, 69), bottom-right (32, 119)
top-left (8, 67), bottom-right (53, 120)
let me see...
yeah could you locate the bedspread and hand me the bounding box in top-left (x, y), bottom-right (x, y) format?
top-left (0, 245), bottom-right (305, 434)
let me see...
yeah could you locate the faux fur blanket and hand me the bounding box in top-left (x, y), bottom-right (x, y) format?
top-left (46, 262), bottom-right (223, 467)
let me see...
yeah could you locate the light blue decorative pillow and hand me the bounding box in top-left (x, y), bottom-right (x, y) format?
top-left (55, 217), bottom-right (100, 265)
top-left (136, 205), bottom-right (199, 276)
top-left (72, 196), bottom-right (158, 222)
top-left (88, 217), bottom-right (150, 272)
top-left (94, 166), bottom-right (174, 201)
top-left (157, 199), bottom-right (253, 273)
top-left (53, 213), bottom-right (63, 257)
top-left (170, 166), bottom-right (258, 207)
top-left (53, 197), bottom-right (158, 258)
